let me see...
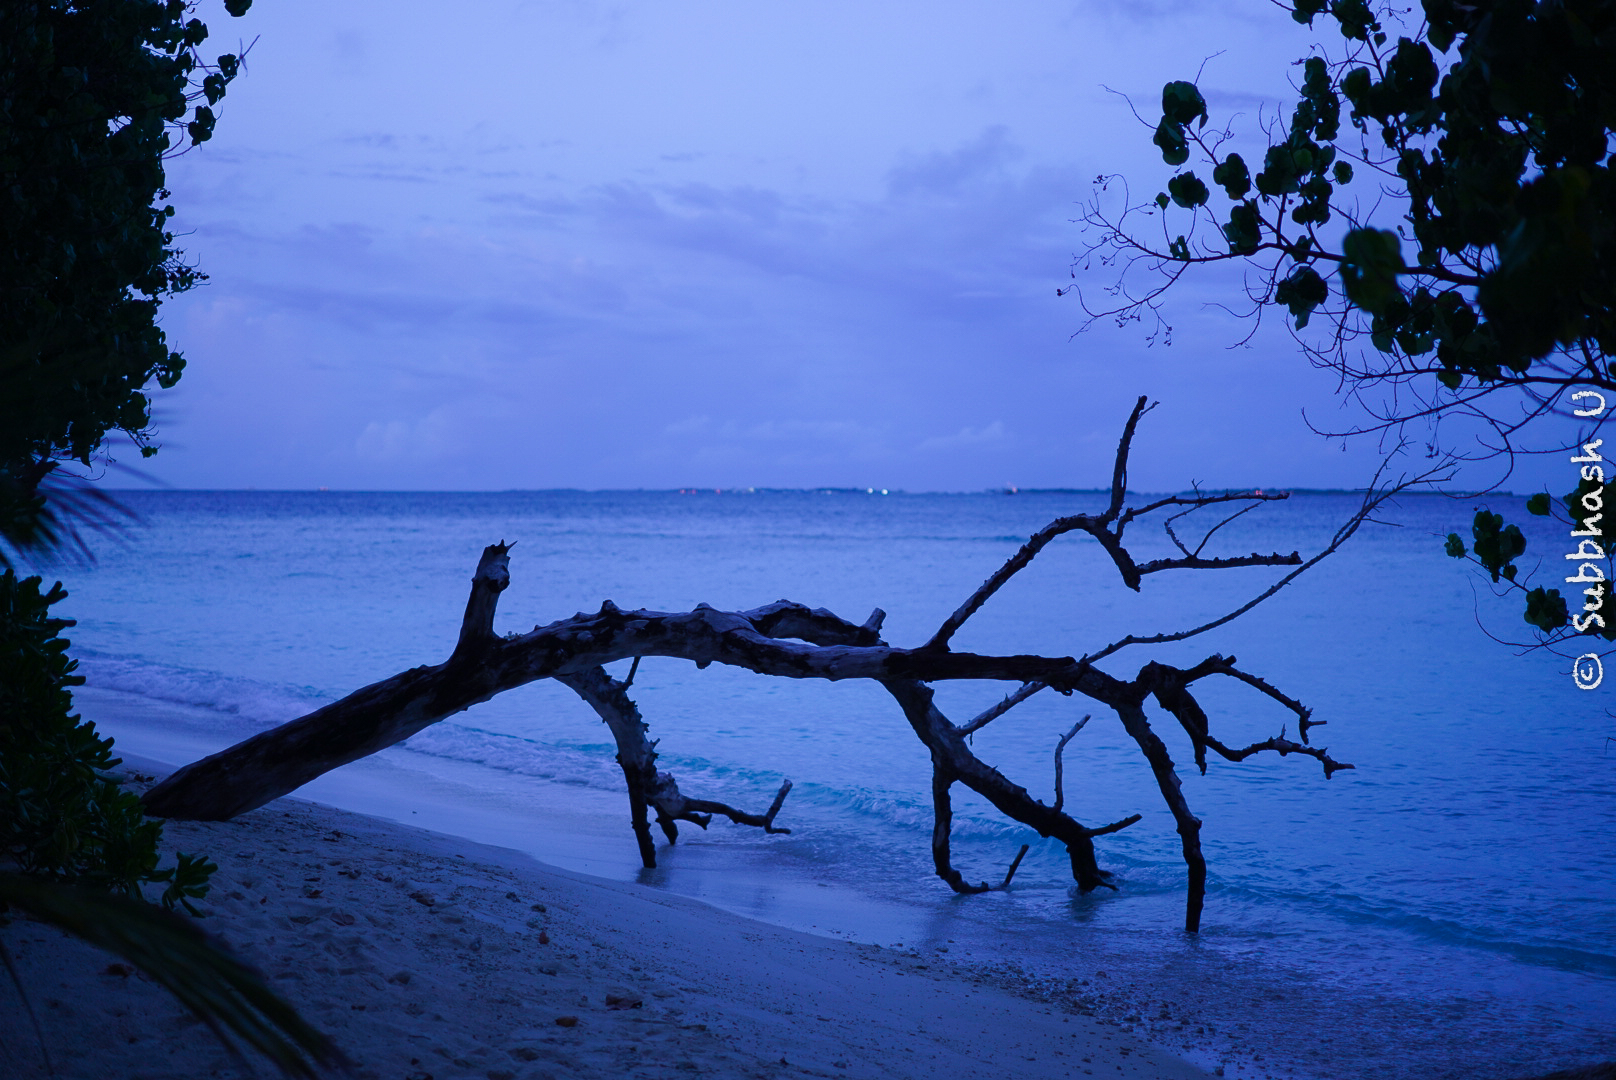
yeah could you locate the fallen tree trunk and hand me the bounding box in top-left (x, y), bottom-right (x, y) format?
top-left (144, 399), bottom-right (1423, 931)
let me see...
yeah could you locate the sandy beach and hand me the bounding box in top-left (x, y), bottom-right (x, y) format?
top-left (0, 760), bottom-right (1211, 1080)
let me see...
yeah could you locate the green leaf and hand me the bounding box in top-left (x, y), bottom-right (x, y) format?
top-left (1342, 67), bottom-right (1373, 110)
top-left (160, 851), bottom-right (219, 916)
top-left (1523, 587), bottom-right (1569, 632)
top-left (1340, 227), bottom-right (1405, 315)
top-left (1426, 0), bottom-right (1461, 51)
top-left (1333, 0), bottom-right (1378, 40)
top-left (1291, 176), bottom-right (1334, 226)
top-left (1274, 266), bottom-right (1328, 328)
top-left (1212, 153), bottom-right (1251, 199)
top-left (1332, 160), bottom-right (1353, 185)
top-left (1385, 38), bottom-right (1438, 116)
top-left (1444, 532), bottom-right (1466, 557)
top-left (1299, 57), bottom-right (1341, 141)
top-left (1291, 0), bottom-right (1328, 24)
top-left (1168, 172), bottom-right (1210, 208)
top-left (187, 105), bottom-right (217, 146)
top-left (1153, 119), bottom-right (1189, 166)
top-left (224, 0), bottom-right (253, 15)
top-left (1526, 493), bottom-right (1551, 516)
top-left (1223, 201), bottom-right (1261, 255)
top-left (1161, 81), bottom-right (1208, 127)
top-left (1155, 192), bottom-right (1170, 210)
top-left (1469, 510), bottom-right (1526, 582)
top-left (1254, 143), bottom-right (1301, 197)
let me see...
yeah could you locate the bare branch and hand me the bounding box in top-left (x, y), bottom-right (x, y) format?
top-left (999, 844), bottom-right (1031, 889)
top-left (674, 781), bottom-right (795, 834)
top-left (1112, 700), bottom-right (1208, 933)
top-left (1084, 458), bottom-right (1451, 666)
top-left (557, 665), bottom-right (794, 867)
top-left (1142, 658), bottom-right (1349, 785)
top-left (923, 516), bottom-right (1097, 650)
top-left (1135, 550), bottom-right (1303, 575)
top-left (140, 402), bottom-right (1368, 937)
top-left (928, 771), bottom-right (990, 894)
top-left (927, 428), bottom-right (1306, 652)
top-left (1188, 499), bottom-right (1264, 557)
top-left (960, 681), bottom-right (1047, 735)
top-left (1203, 732), bottom-right (1354, 779)
top-left (1052, 714), bottom-right (1091, 813)
top-left (1195, 660), bottom-right (1322, 743)
top-left (1106, 395), bottom-right (1155, 522)
top-left (456, 542), bottom-right (511, 650)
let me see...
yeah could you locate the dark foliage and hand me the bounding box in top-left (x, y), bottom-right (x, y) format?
top-left (1078, 0), bottom-right (1613, 420)
top-left (1, 0), bottom-right (250, 550)
top-left (1075, 0), bottom-right (1615, 653)
top-left (1, 5), bottom-right (344, 1072)
top-left (0, 569), bottom-right (214, 905)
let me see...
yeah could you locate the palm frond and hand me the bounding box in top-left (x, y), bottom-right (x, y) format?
top-left (0, 872), bottom-right (348, 1078)
top-left (0, 464), bottom-right (137, 571)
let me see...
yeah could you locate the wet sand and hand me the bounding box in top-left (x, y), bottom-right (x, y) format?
top-left (0, 766), bottom-right (1209, 1080)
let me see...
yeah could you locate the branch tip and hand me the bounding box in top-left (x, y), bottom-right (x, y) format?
top-left (999, 844), bottom-right (1031, 889)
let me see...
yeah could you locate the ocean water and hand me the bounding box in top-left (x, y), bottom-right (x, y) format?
top-left (46, 489), bottom-right (1616, 1080)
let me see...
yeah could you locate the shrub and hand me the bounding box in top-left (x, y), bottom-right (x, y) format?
top-left (0, 568), bottom-right (213, 911)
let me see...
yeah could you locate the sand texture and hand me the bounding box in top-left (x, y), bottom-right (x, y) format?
top-left (0, 785), bottom-right (1209, 1080)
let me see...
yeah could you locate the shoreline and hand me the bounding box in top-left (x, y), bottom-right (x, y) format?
top-left (1, 758), bottom-right (1210, 1080)
top-left (56, 688), bottom-right (1616, 1080)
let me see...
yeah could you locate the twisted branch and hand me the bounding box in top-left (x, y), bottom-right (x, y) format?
top-left (142, 403), bottom-right (1423, 933)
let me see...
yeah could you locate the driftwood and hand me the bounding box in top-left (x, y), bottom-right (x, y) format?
top-left (144, 398), bottom-right (1414, 932)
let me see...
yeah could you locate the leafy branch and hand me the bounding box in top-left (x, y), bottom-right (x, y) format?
top-left (1070, 0), bottom-right (1615, 456)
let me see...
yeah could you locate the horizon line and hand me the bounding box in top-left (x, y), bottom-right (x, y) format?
top-left (97, 485), bottom-right (1505, 497)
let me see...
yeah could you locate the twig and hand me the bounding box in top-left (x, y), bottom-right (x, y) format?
top-left (1052, 715), bottom-right (1091, 813)
top-left (999, 845), bottom-right (1031, 889)
top-left (960, 681), bottom-right (1046, 735)
top-left (925, 404), bottom-right (1304, 648)
top-left (1203, 662), bottom-right (1320, 742)
top-left (1084, 458), bottom-right (1448, 666)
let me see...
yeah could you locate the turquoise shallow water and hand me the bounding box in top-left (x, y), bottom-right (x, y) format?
top-left (47, 489), bottom-right (1616, 1079)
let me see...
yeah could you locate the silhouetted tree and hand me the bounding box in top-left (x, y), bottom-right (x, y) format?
top-left (1, 4), bottom-right (342, 1073)
top-left (1073, 0), bottom-right (1614, 649)
top-left (146, 400), bottom-right (1440, 935)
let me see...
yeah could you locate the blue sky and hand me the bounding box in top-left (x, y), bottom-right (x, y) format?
top-left (135, 0), bottom-right (1569, 493)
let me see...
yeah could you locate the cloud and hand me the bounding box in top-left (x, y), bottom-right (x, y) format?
top-left (662, 416), bottom-right (891, 460)
top-left (663, 415), bottom-right (712, 436)
top-left (885, 126), bottom-right (1021, 197)
top-left (354, 410), bottom-right (460, 463)
top-left (917, 421), bottom-right (1007, 453)
top-left (144, 0), bottom-right (1530, 494)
